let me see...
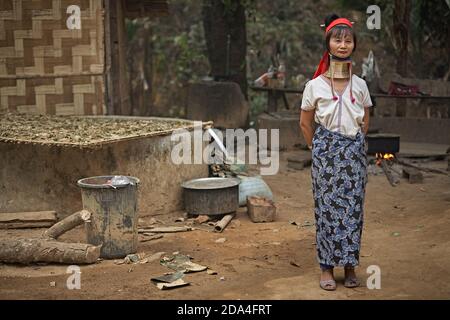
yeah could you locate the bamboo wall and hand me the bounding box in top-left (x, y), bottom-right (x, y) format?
top-left (0, 0), bottom-right (105, 115)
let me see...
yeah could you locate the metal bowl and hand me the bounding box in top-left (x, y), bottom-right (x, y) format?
top-left (181, 177), bottom-right (240, 215)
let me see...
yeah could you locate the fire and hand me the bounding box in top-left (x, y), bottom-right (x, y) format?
top-left (376, 153), bottom-right (395, 165)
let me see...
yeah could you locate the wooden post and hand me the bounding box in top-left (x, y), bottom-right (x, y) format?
top-left (117, 0), bottom-right (131, 115)
top-left (104, 0), bottom-right (115, 115)
top-left (104, 0), bottom-right (131, 115)
top-left (267, 90), bottom-right (281, 112)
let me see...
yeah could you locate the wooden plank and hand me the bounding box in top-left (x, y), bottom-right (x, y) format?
top-left (0, 211), bottom-right (57, 229)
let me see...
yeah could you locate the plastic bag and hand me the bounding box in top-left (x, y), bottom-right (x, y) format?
top-left (106, 175), bottom-right (134, 189)
top-left (238, 175), bottom-right (273, 206)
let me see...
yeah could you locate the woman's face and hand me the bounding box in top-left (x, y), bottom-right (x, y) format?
top-left (329, 31), bottom-right (354, 59)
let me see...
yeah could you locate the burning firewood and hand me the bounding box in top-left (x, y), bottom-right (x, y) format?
top-left (375, 153), bottom-right (399, 187)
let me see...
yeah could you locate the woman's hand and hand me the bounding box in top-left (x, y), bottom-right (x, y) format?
top-left (300, 110), bottom-right (316, 147)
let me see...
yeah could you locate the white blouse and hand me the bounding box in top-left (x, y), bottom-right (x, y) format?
top-left (300, 74), bottom-right (373, 137)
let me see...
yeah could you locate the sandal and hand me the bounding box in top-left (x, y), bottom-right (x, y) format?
top-left (344, 268), bottom-right (360, 288)
top-left (319, 279), bottom-right (337, 291)
top-left (344, 277), bottom-right (361, 288)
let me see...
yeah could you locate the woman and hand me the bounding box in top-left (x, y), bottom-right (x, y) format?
top-left (300, 14), bottom-right (373, 291)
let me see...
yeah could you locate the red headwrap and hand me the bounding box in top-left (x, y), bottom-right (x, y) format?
top-left (312, 18), bottom-right (353, 79)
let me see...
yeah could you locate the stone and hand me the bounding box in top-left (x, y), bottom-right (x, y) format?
top-left (287, 154), bottom-right (312, 170)
top-left (402, 167), bottom-right (423, 184)
top-left (186, 81), bottom-right (249, 128)
top-left (256, 111), bottom-right (306, 150)
top-left (247, 196), bottom-right (276, 223)
top-left (215, 238), bottom-right (226, 243)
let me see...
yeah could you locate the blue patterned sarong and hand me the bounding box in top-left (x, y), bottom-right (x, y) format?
top-left (311, 125), bottom-right (368, 267)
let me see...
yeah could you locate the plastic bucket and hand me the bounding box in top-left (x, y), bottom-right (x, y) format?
top-left (77, 175), bottom-right (140, 259)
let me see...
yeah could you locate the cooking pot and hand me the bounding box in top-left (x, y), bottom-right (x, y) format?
top-left (181, 177), bottom-right (240, 215)
top-left (366, 133), bottom-right (400, 155)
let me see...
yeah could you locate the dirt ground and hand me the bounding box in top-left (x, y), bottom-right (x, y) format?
top-left (1, 150), bottom-right (449, 300)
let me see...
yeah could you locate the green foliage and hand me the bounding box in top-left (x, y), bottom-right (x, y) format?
top-left (126, 19), bottom-right (140, 41)
top-left (128, 0), bottom-right (209, 116)
top-left (411, 0), bottom-right (450, 76)
top-left (248, 90), bottom-right (267, 126)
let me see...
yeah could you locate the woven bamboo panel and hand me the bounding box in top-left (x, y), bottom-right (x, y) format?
top-left (1, 75), bottom-right (104, 115)
top-left (0, 0), bottom-right (105, 115)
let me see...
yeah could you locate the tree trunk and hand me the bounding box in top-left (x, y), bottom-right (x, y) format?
top-left (444, 23), bottom-right (450, 81)
top-left (128, 19), bottom-right (154, 116)
top-left (43, 210), bottom-right (91, 240)
top-left (393, 0), bottom-right (411, 77)
top-left (0, 239), bottom-right (101, 264)
top-left (202, 0), bottom-right (248, 100)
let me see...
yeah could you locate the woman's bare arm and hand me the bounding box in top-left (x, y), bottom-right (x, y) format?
top-left (300, 110), bottom-right (316, 146)
top-left (363, 107), bottom-right (370, 135)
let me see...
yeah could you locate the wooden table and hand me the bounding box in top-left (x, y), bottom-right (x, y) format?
top-left (250, 86), bottom-right (450, 113)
